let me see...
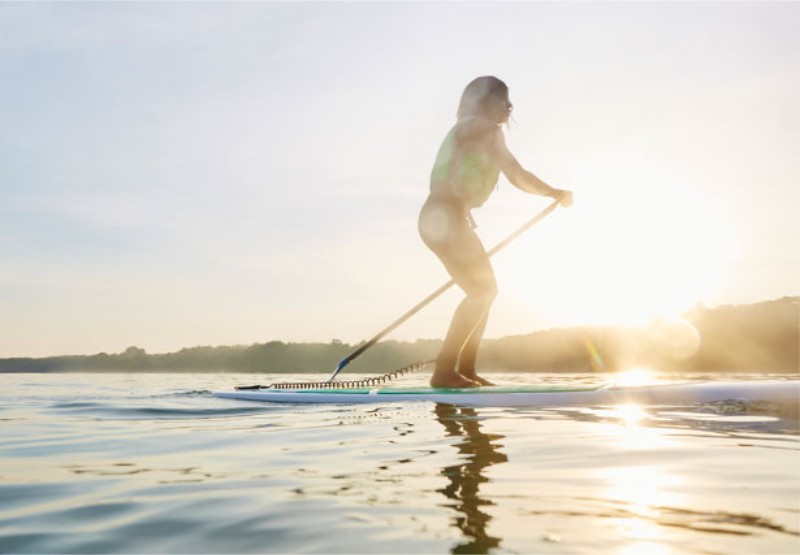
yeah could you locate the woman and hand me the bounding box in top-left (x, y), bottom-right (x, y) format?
top-left (419, 76), bottom-right (573, 388)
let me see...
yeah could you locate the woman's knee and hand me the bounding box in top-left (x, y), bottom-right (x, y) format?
top-left (476, 267), bottom-right (497, 300)
top-left (469, 277), bottom-right (497, 307)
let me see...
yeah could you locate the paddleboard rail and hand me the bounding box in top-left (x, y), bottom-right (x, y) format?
top-left (214, 380), bottom-right (800, 408)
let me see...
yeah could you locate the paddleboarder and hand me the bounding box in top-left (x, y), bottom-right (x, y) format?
top-left (419, 76), bottom-right (573, 388)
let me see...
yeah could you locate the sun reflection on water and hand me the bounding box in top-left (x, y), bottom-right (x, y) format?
top-left (603, 465), bottom-right (684, 554)
top-left (584, 403), bottom-right (674, 452)
top-left (596, 394), bottom-right (682, 554)
top-left (613, 403), bottom-right (648, 425)
top-left (605, 466), bottom-right (683, 517)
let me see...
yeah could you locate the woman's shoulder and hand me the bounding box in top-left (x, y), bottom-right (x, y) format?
top-left (454, 116), bottom-right (501, 143)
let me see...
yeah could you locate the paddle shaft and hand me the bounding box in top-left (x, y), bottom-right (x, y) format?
top-left (329, 199), bottom-right (560, 381)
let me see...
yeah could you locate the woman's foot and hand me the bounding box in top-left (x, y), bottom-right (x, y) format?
top-left (430, 372), bottom-right (479, 388)
top-left (470, 375), bottom-right (495, 386)
top-left (459, 371), bottom-right (495, 386)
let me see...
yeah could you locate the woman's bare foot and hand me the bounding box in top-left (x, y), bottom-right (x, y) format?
top-left (470, 375), bottom-right (495, 386)
top-left (430, 372), bottom-right (479, 388)
top-left (459, 372), bottom-right (495, 386)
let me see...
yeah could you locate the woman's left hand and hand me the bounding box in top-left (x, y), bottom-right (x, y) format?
top-left (552, 188), bottom-right (573, 207)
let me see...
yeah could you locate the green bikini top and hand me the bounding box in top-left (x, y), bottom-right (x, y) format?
top-left (430, 122), bottom-right (501, 209)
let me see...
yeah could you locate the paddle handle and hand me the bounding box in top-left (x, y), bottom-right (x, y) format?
top-left (329, 199), bottom-right (560, 381)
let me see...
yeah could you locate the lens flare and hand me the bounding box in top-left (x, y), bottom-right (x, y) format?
top-left (646, 317), bottom-right (701, 360)
top-left (584, 337), bottom-right (606, 371)
top-left (419, 204), bottom-right (452, 244)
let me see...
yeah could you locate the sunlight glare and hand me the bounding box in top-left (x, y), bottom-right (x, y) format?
top-left (605, 466), bottom-right (683, 555)
top-left (614, 403), bottom-right (648, 425)
top-left (646, 316), bottom-right (701, 360)
top-left (612, 368), bottom-right (659, 387)
top-left (604, 466), bottom-right (683, 519)
top-left (502, 154), bottom-right (729, 330)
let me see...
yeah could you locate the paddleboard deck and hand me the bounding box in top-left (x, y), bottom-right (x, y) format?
top-left (214, 380), bottom-right (800, 408)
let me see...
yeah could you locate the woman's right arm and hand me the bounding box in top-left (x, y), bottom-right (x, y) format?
top-left (491, 130), bottom-right (573, 206)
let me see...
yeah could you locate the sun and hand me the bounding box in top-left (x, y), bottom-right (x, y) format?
top-left (500, 156), bottom-right (728, 328)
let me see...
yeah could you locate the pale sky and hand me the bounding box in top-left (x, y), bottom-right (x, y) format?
top-left (1, 1), bottom-right (798, 358)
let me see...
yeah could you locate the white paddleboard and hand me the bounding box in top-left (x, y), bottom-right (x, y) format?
top-left (214, 380), bottom-right (800, 408)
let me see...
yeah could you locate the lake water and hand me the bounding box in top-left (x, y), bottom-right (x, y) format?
top-left (1, 372), bottom-right (798, 554)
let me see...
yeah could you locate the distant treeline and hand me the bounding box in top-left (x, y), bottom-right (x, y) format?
top-left (484, 296), bottom-right (798, 373)
top-left (2, 297), bottom-right (797, 374)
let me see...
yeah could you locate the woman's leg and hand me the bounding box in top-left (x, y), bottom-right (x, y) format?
top-left (425, 219), bottom-right (497, 387)
top-left (457, 309), bottom-right (495, 386)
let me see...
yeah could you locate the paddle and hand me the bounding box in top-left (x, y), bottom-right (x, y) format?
top-left (328, 199), bottom-right (561, 381)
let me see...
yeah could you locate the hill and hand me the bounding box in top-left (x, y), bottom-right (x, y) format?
top-left (1, 297), bottom-right (797, 373)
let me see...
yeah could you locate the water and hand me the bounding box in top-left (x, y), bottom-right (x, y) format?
top-left (1, 372), bottom-right (798, 554)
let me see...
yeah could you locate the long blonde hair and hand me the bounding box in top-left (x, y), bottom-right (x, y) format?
top-left (456, 76), bottom-right (509, 122)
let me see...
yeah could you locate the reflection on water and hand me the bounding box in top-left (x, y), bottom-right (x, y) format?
top-left (603, 464), bottom-right (682, 555)
top-left (604, 465), bottom-right (684, 519)
top-left (434, 404), bottom-right (507, 554)
top-left (430, 400), bottom-right (799, 555)
top-left (1, 372), bottom-right (798, 554)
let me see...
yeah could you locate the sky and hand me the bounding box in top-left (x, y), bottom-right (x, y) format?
top-left (1, 1), bottom-right (798, 358)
